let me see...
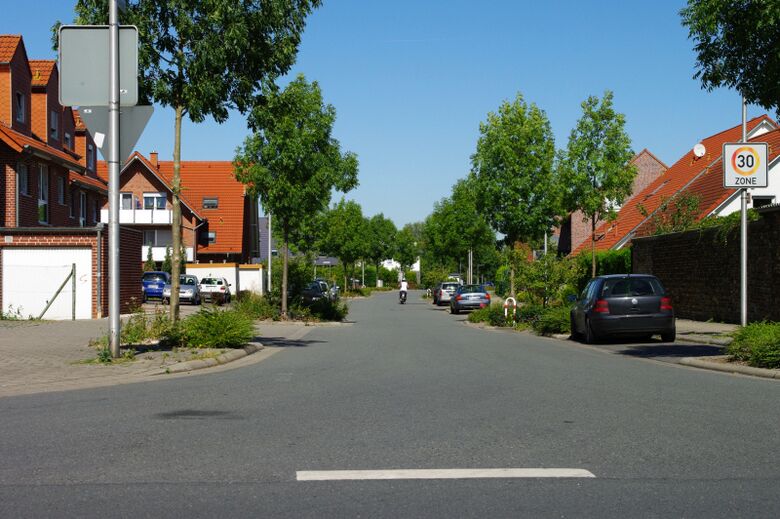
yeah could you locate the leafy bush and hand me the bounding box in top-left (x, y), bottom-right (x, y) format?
top-left (121, 307), bottom-right (150, 345)
top-left (727, 322), bottom-right (780, 369)
top-left (234, 291), bottom-right (279, 320)
top-left (309, 298), bottom-right (349, 321)
top-left (517, 303), bottom-right (544, 324)
top-left (531, 305), bottom-right (572, 336)
top-left (518, 254), bottom-right (582, 307)
top-left (468, 303), bottom-right (513, 327)
top-left (180, 307), bottom-right (255, 349)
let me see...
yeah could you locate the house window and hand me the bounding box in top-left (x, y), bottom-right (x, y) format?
top-left (57, 176), bottom-right (65, 204)
top-left (753, 196), bottom-right (775, 209)
top-left (69, 187), bottom-right (76, 218)
top-left (143, 229), bottom-right (172, 247)
top-left (15, 92), bottom-right (25, 123)
top-left (38, 165), bottom-right (49, 223)
top-left (17, 163), bottom-right (29, 195)
top-left (143, 192), bottom-right (166, 210)
top-left (121, 192), bottom-right (134, 210)
top-left (202, 197), bottom-right (218, 209)
top-left (92, 199), bottom-right (98, 223)
top-left (50, 109), bottom-right (59, 139)
top-left (207, 231), bottom-right (216, 244)
top-left (64, 132), bottom-right (72, 150)
top-left (79, 192), bottom-right (87, 226)
top-left (87, 144), bottom-right (95, 171)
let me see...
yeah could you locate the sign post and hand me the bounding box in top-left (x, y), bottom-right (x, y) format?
top-left (723, 99), bottom-right (769, 326)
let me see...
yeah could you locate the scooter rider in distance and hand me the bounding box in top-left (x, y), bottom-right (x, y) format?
top-left (399, 278), bottom-right (409, 304)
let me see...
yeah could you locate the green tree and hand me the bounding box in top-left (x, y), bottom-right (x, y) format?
top-left (681, 0), bottom-right (780, 114)
top-left (470, 93), bottom-right (559, 295)
top-left (143, 245), bottom-right (156, 272)
top-left (318, 199), bottom-right (371, 292)
top-left (396, 223), bottom-right (422, 273)
top-left (366, 214), bottom-right (397, 287)
top-left (234, 76), bottom-right (359, 316)
top-left (161, 246), bottom-right (172, 274)
top-left (560, 91), bottom-right (636, 277)
top-left (64, 0), bottom-right (322, 322)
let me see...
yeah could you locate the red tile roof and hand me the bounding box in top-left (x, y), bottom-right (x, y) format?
top-left (0, 121), bottom-right (84, 171)
top-left (158, 160), bottom-right (248, 256)
top-left (0, 35), bottom-right (22, 63)
top-left (634, 127), bottom-right (780, 236)
top-left (571, 115), bottom-right (777, 255)
top-left (69, 170), bottom-right (108, 193)
top-left (29, 60), bottom-right (56, 86)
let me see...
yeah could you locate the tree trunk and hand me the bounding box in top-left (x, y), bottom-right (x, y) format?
top-left (169, 104), bottom-right (184, 322)
top-left (591, 216), bottom-right (597, 278)
top-left (281, 226), bottom-right (289, 318)
top-left (376, 261), bottom-right (381, 287)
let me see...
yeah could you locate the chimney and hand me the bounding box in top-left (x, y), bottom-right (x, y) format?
top-left (150, 151), bottom-right (158, 168)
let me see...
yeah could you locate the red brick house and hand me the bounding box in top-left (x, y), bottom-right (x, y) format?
top-left (97, 152), bottom-right (259, 266)
top-left (0, 35), bottom-right (140, 319)
top-left (556, 149), bottom-right (668, 255)
top-left (570, 115), bottom-right (777, 255)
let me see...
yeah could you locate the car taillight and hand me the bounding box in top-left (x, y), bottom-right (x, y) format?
top-left (594, 299), bottom-right (610, 314)
top-left (485, 293), bottom-right (491, 300)
top-left (661, 297), bottom-right (673, 311)
top-left (456, 295), bottom-right (462, 301)
top-left (220, 286), bottom-right (226, 291)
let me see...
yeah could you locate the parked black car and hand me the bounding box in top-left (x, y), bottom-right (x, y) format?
top-left (570, 274), bottom-right (675, 344)
top-left (301, 281), bottom-right (329, 305)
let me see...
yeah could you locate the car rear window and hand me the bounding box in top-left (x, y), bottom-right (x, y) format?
top-left (602, 277), bottom-right (664, 297)
top-left (143, 273), bottom-right (166, 282)
top-left (200, 278), bottom-right (222, 285)
top-left (460, 284), bottom-right (484, 293)
top-left (442, 283), bottom-right (459, 290)
top-left (181, 276), bottom-right (197, 285)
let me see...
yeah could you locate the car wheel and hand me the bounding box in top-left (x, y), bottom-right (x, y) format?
top-left (584, 318), bottom-right (597, 344)
top-left (661, 329), bottom-right (676, 343)
top-left (451, 305), bottom-right (459, 315)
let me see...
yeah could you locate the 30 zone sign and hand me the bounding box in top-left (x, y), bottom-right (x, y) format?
top-left (723, 142), bottom-right (768, 188)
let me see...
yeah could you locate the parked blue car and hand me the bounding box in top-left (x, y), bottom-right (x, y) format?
top-left (142, 271), bottom-right (170, 302)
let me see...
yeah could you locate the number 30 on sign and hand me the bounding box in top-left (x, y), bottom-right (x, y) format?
top-left (723, 142), bottom-right (768, 188)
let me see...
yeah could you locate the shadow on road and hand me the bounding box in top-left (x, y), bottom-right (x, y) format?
top-left (256, 335), bottom-right (326, 348)
top-left (616, 343), bottom-right (725, 358)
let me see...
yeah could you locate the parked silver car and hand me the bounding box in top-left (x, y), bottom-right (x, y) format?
top-left (450, 284), bottom-right (491, 314)
top-left (162, 275), bottom-right (202, 305)
top-left (433, 282), bottom-right (460, 306)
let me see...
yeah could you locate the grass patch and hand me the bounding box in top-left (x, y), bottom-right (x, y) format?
top-left (727, 322), bottom-right (780, 369)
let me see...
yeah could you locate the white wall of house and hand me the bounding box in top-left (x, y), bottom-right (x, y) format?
top-left (713, 158), bottom-right (780, 216)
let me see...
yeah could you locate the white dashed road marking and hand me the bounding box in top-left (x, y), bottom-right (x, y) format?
top-left (296, 468), bottom-right (595, 481)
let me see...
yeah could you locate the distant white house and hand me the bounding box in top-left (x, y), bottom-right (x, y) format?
top-left (381, 258), bottom-right (420, 272)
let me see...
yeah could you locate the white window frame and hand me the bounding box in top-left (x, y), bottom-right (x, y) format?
top-left (15, 92), bottom-right (25, 123)
top-left (120, 192), bottom-right (135, 210)
top-left (143, 192), bottom-right (167, 210)
top-left (38, 165), bottom-right (49, 224)
top-left (50, 109), bottom-right (59, 139)
top-left (64, 132), bottom-right (72, 149)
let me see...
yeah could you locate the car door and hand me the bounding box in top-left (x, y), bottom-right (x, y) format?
top-left (574, 280), bottom-right (593, 332)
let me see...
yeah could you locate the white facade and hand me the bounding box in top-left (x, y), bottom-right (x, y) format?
top-left (142, 245), bottom-right (194, 262)
top-left (101, 208), bottom-right (173, 225)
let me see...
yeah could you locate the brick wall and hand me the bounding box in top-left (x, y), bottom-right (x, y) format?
top-left (10, 44), bottom-right (31, 135)
top-left (631, 207), bottom-right (780, 323)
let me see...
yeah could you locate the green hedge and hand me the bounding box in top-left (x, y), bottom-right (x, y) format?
top-left (727, 322), bottom-right (780, 369)
top-left (575, 248), bottom-right (632, 290)
top-left (530, 305), bottom-right (571, 336)
top-left (468, 304), bottom-right (513, 327)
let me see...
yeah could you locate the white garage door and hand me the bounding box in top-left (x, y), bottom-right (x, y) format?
top-left (2, 248), bottom-right (92, 320)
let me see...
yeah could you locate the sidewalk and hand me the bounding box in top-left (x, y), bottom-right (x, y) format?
top-left (675, 319), bottom-right (737, 346)
top-left (0, 319), bottom-right (309, 398)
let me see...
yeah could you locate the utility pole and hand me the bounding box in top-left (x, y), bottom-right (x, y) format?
top-left (108, 0), bottom-right (121, 358)
top-left (267, 213), bottom-right (272, 296)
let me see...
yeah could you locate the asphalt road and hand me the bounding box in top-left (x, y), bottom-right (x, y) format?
top-left (1, 291), bottom-right (779, 518)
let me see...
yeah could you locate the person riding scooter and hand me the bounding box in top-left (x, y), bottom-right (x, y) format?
top-left (399, 279), bottom-right (409, 304)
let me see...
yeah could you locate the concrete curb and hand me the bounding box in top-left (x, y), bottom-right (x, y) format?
top-left (677, 334), bottom-right (733, 346)
top-left (152, 343), bottom-right (262, 375)
top-left (679, 356), bottom-right (780, 380)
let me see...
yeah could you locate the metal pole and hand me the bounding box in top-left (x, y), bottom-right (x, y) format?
top-left (108, 0), bottom-right (121, 357)
top-left (71, 263), bottom-right (76, 320)
top-left (740, 97), bottom-right (748, 326)
top-left (267, 213), bottom-right (272, 295)
top-left (544, 232), bottom-right (548, 256)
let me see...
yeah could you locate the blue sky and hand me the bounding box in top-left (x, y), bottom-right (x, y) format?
top-left (2, 0), bottom-right (766, 227)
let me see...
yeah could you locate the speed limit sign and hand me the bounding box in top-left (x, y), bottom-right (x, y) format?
top-left (723, 142), bottom-right (768, 188)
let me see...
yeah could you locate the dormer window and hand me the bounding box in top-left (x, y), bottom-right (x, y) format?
top-left (87, 143), bottom-right (95, 171)
top-left (15, 92), bottom-right (25, 123)
top-left (50, 110), bottom-right (59, 139)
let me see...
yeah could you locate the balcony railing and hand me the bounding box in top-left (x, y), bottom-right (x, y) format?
top-left (142, 246), bottom-right (194, 262)
top-left (100, 208), bottom-right (173, 225)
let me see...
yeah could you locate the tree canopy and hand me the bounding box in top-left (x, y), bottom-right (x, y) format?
top-left (234, 75), bottom-right (358, 315)
top-left (318, 199), bottom-right (371, 289)
top-left (681, 0), bottom-right (780, 114)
